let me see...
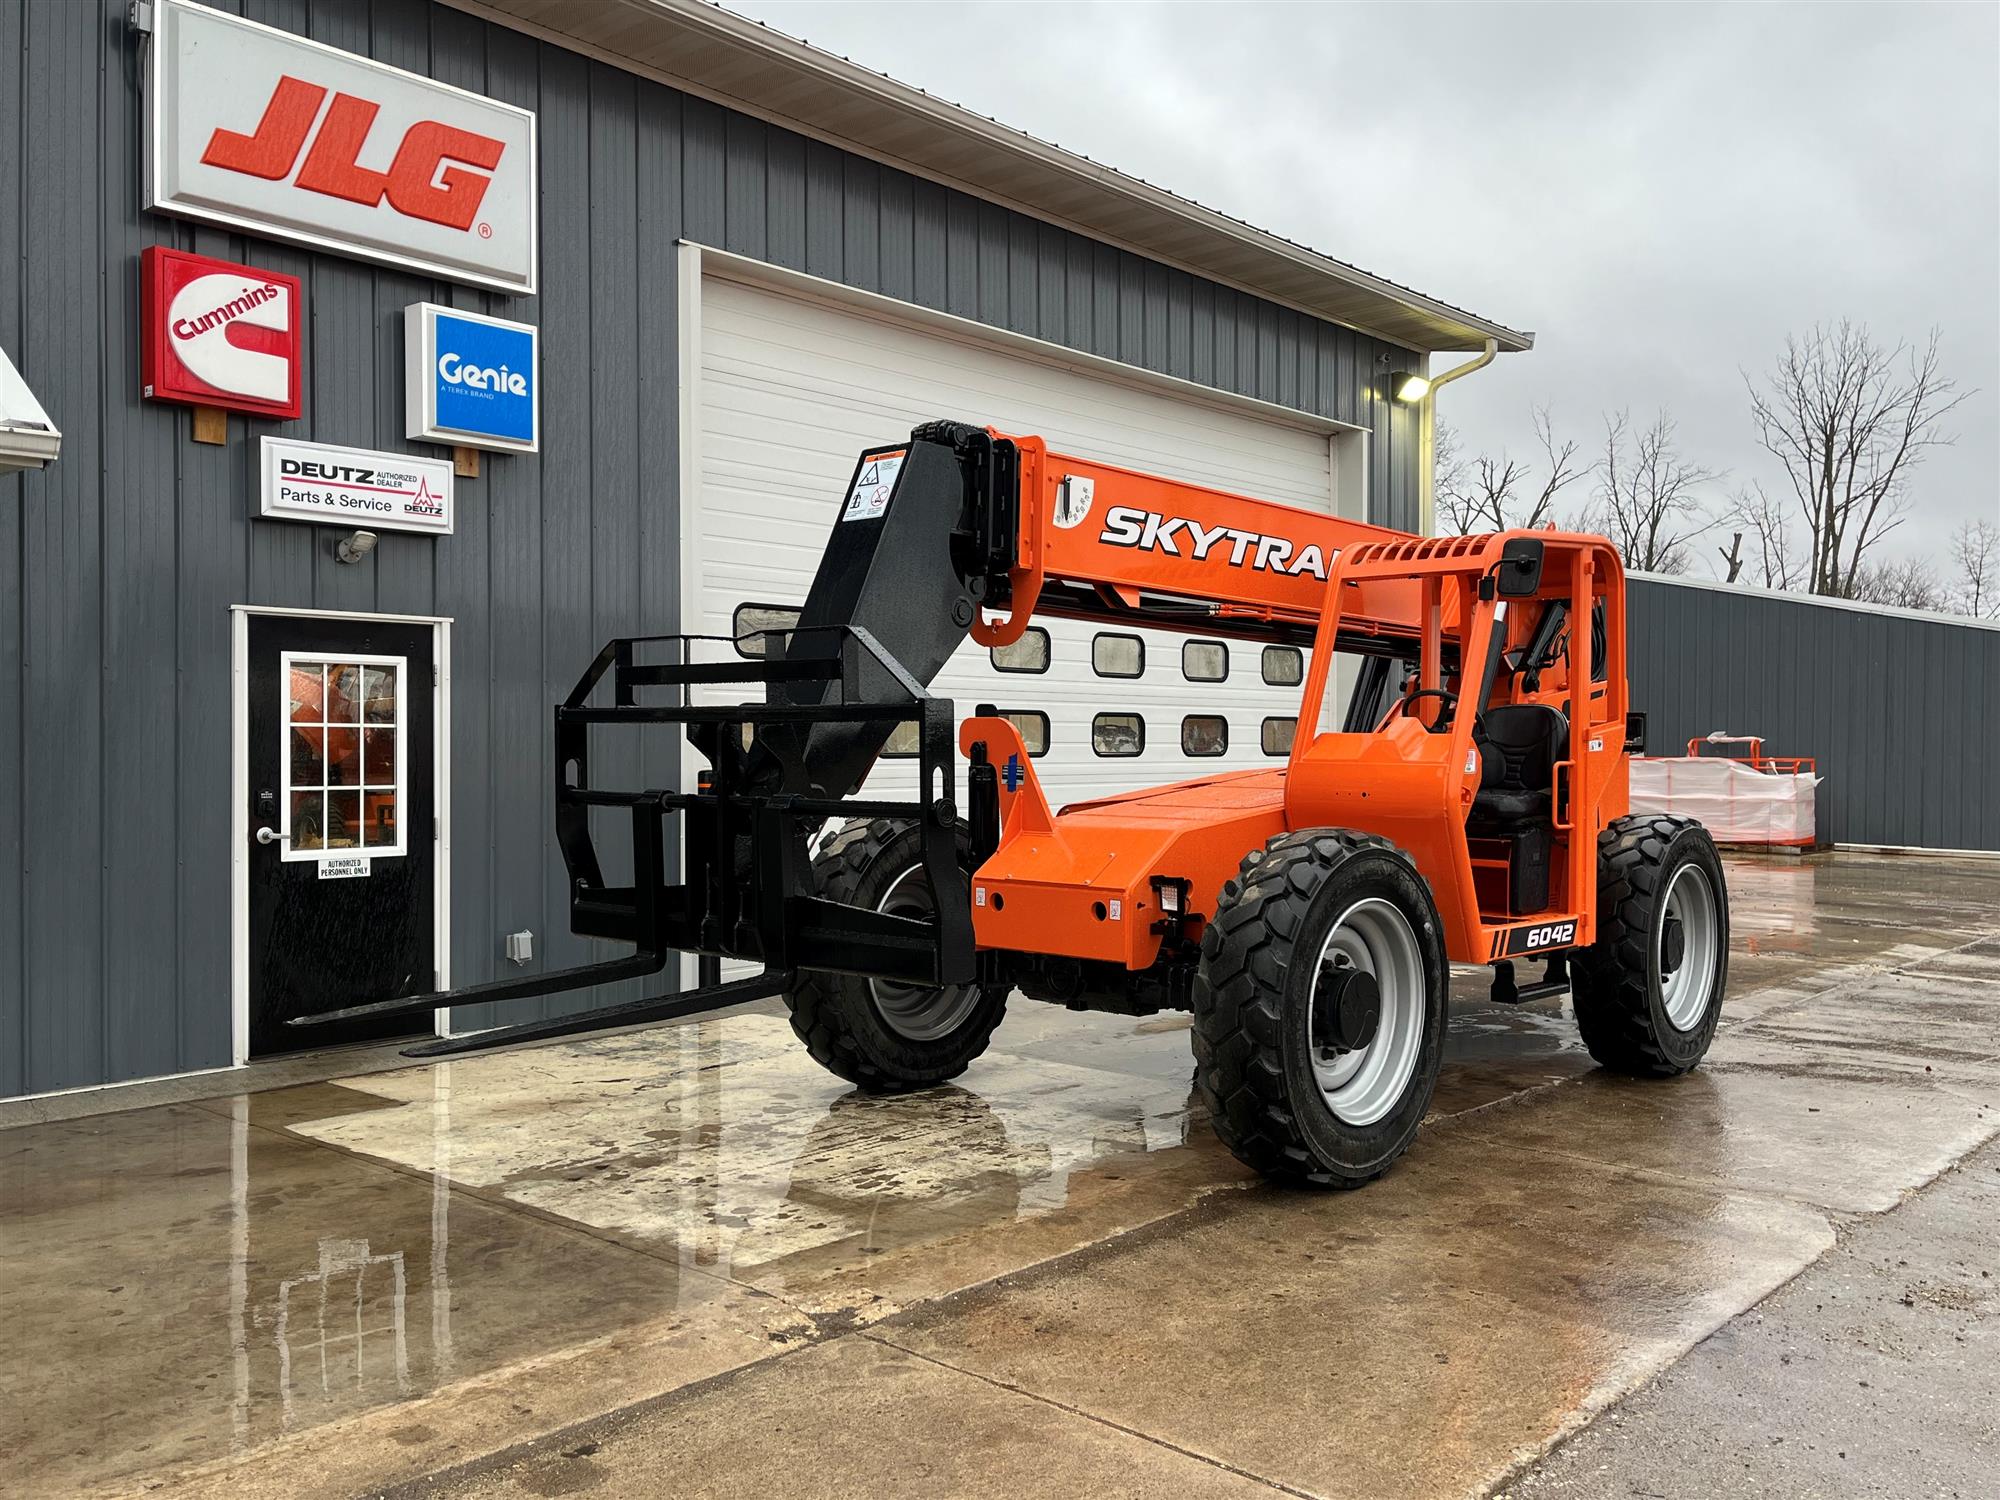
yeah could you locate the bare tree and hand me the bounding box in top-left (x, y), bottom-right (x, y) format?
top-left (1716, 532), bottom-right (1744, 582)
top-left (1434, 406), bottom-right (1584, 534)
top-left (1588, 408), bottom-right (1721, 574)
top-left (1745, 323), bottom-right (1970, 598)
top-left (1848, 554), bottom-right (1945, 611)
top-left (1949, 517), bottom-right (2000, 619)
top-left (1731, 481), bottom-right (1804, 590)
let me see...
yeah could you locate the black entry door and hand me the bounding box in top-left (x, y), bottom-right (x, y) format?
top-left (247, 614), bottom-right (437, 1056)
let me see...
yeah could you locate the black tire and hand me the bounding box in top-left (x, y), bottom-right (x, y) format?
top-left (1192, 829), bottom-right (1449, 1189)
top-left (782, 818), bottom-right (1007, 1093)
top-left (1571, 814), bottom-right (1729, 1075)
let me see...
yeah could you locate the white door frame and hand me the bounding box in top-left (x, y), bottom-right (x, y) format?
top-left (673, 242), bottom-right (1372, 989)
top-left (229, 604), bottom-right (454, 1066)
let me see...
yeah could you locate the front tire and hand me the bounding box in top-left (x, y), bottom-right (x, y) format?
top-left (1192, 829), bottom-right (1448, 1188)
top-left (1571, 814), bottom-right (1729, 1075)
top-left (782, 819), bottom-right (1007, 1093)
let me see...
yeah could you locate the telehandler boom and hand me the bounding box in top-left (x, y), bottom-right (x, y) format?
top-left (297, 421), bottom-right (1729, 1186)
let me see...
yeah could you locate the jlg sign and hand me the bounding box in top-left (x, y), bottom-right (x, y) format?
top-left (145, 0), bottom-right (537, 295)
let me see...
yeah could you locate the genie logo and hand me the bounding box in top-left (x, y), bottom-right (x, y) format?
top-left (408, 304), bottom-right (538, 452)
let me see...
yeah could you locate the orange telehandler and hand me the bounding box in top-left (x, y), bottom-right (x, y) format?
top-left (299, 421), bottom-right (1729, 1187)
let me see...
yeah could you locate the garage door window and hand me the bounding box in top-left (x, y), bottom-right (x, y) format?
top-left (1262, 645), bottom-right (1303, 686)
top-left (1182, 715), bottom-right (1228, 757)
top-left (1182, 640), bottom-right (1228, 683)
top-left (1261, 716), bottom-right (1296, 756)
top-left (283, 654), bottom-right (404, 859)
top-left (732, 602), bottom-right (801, 659)
top-left (1092, 712), bottom-right (1145, 757)
top-left (1003, 710), bottom-right (1050, 757)
top-left (990, 627), bottom-right (1051, 674)
top-left (1092, 633), bottom-right (1145, 679)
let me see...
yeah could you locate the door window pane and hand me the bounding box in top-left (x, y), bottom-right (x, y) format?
top-left (1182, 715), bottom-right (1228, 756)
top-left (327, 663), bottom-right (364, 721)
top-left (362, 665), bottom-right (398, 723)
top-left (289, 662), bottom-right (325, 723)
top-left (325, 791), bottom-right (361, 849)
top-left (1092, 712), bottom-right (1145, 757)
top-left (363, 726), bottom-right (396, 787)
top-left (282, 651), bottom-right (408, 861)
top-left (989, 627), bottom-right (1051, 674)
top-left (1183, 640), bottom-right (1228, 682)
top-left (290, 790), bottom-right (325, 851)
top-left (364, 791), bottom-right (399, 848)
top-left (1092, 633), bottom-right (1144, 679)
top-left (1261, 716), bottom-right (1297, 756)
top-left (1262, 646), bottom-right (1303, 686)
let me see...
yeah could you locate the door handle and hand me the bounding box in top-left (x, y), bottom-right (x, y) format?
top-left (256, 826), bottom-right (289, 845)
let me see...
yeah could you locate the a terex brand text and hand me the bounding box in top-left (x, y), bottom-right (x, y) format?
top-left (202, 75), bottom-right (506, 232)
top-left (437, 353), bottom-right (527, 396)
top-left (1098, 506), bottom-right (1330, 580)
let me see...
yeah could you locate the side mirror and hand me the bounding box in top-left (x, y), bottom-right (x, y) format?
top-left (1495, 537), bottom-right (1545, 598)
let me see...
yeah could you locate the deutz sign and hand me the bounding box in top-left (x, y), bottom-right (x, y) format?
top-left (145, 0), bottom-right (538, 295)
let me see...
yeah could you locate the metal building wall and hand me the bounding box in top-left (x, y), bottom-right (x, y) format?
top-left (0, 0), bottom-right (1426, 1097)
top-left (1628, 577), bottom-right (2000, 851)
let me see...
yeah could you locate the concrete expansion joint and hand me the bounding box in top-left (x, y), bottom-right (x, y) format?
top-left (860, 1331), bottom-right (1327, 1500)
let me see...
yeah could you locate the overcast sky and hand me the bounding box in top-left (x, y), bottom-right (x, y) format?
top-left (729, 1), bottom-right (1998, 575)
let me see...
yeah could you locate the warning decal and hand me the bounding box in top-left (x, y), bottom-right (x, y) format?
top-left (841, 449), bottom-right (905, 523)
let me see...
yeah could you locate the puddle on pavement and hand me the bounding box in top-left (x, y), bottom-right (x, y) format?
top-left (5, 851), bottom-right (1998, 1495)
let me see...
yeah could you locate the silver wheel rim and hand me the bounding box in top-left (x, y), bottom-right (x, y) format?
top-left (1308, 897), bottom-right (1426, 1127)
top-left (869, 865), bottom-right (982, 1041)
top-left (1658, 862), bottom-right (1719, 1030)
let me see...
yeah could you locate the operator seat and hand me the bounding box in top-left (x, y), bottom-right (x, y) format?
top-left (1469, 703), bottom-right (1568, 915)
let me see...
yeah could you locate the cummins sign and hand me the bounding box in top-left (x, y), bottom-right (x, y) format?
top-left (145, 0), bottom-right (538, 295)
top-left (140, 247), bottom-right (303, 420)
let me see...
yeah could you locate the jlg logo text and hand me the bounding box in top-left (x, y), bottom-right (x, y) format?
top-left (203, 75), bottom-right (504, 233)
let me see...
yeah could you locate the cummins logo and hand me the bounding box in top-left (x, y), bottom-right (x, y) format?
top-left (1098, 505), bottom-right (1331, 580)
top-left (141, 248), bottom-right (303, 420)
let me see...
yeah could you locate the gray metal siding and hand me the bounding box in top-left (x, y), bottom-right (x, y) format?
top-left (1627, 578), bottom-right (1999, 851)
top-left (1, 0), bottom-right (1426, 1096)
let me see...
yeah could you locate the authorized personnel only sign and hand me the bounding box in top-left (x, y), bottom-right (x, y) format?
top-left (260, 437), bottom-right (456, 535)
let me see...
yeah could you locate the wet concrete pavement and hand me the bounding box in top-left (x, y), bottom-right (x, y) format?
top-left (2, 851), bottom-right (1997, 1498)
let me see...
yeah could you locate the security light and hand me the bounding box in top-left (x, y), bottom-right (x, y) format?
top-left (336, 529), bottom-right (378, 564)
top-left (1393, 371), bottom-right (1431, 403)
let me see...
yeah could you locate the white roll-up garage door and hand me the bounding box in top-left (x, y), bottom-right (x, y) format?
top-left (688, 262), bottom-right (1363, 807)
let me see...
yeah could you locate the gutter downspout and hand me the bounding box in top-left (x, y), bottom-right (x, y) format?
top-left (1416, 337), bottom-right (1498, 535)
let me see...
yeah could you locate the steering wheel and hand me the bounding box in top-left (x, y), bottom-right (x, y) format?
top-left (1391, 687), bottom-right (1458, 735)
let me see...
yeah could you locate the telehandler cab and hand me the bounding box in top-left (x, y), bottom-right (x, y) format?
top-left (297, 421), bottom-right (1729, 1186)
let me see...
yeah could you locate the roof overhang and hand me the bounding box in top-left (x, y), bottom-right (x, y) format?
top-left (442, 0), bottom-right (1533, 356)
top-left (0, 347), bottom-right (61, 474)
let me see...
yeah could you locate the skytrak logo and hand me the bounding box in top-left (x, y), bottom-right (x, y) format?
top-left (201, 74), bottom-right (506, 232)
top-left (1098, 506), bottom-right (1332, 580)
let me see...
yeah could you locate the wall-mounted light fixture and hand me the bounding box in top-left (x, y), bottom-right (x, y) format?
top-left (335, 529), bottom-right (378, 564)
top-left (1392, 371), bottom-right (1432, 403)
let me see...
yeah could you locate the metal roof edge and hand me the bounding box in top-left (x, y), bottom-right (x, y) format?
top-left (1629, 569), bottom-right (2000, 634)
top-left (439, 0), bottom-right (1534, 356)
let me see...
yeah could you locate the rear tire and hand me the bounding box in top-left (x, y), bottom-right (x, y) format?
top-left (1571, 814), bottom-right (1729, 1075)
top-left (782, 819), bottom-right (1007, 1093)
top-left (1192, 829), bottom-right (1448, 1188)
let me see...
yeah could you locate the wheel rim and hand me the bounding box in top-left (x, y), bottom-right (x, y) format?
top-left (869, 865), bottom-right (982, 1041)
top-left (1308, 897), bottom-right (1426, 1127)
top-left (1658, 862), bottom-right (1719, 1030)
